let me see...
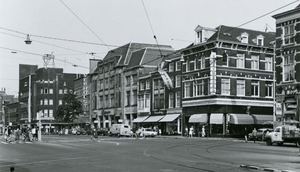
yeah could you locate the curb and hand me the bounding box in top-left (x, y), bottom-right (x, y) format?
top-left (240, 164), bottom-right (296, 172)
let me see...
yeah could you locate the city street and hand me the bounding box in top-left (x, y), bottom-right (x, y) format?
top-left (0, 135), bottom-right (299, 172)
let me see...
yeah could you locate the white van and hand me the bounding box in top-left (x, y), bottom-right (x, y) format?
top-left (109, 124), bottom-right (132, 137)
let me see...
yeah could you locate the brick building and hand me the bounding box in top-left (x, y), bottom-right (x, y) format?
top-left (272, 4), bottom-right (300, 123)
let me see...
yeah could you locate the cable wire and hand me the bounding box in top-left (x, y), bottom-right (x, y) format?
top-left (60, 0), bottom-right (111, 50)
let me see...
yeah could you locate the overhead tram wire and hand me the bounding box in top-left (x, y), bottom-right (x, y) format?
top-left (0, 31), bottom-right (103, 59)
top-left (0, 46), bottom-right (89, 69)
top-left (222, 0), bottom-right (300, 33)
top-left (60, 0), bottom-right (111, 51)
top-left (141, 0), bottom-right (163, 58)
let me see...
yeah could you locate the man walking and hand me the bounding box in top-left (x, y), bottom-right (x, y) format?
top-left (244, 127), bottom-right (248, 143)
top-left (252, 128), bottom-right (257, 143)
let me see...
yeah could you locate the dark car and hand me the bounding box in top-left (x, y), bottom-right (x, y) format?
top-left (97, 128), bottom-right (109, 136)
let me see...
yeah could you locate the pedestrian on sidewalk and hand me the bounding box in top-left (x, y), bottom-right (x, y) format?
top-left (201, 126), bottom-right (206, 137)
top-left (185, 127), bottom-right (188, 137)
top-left (189, 126), bottom-right (194, 138)
top-left (244, 127), bottom-right (248, 143)
top-left (252, 128), bottom-right (257, 143)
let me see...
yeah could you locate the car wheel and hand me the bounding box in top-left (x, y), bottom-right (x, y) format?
top-left (277, 142), bottom-right (283, 146)
top-left (266, 138), bottom-right (273, 146)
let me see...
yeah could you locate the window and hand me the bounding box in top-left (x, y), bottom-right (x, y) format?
top-left (44, 99), bottom-right (48, 105)
top-left (265, 57), bottom-right (272, 71)
top-left (169, 63), bottom-right (174, 72)
top-left (132, 75), bottom-right (137, 85)
top-left (198, 56), bottom-right (205, 69)
top-left (126, 91), bottom-right (130, 106)
top-left (176, 76), bottom-right (181, 87)
top-left (251, 81), bottom-right (259, 97)
top-left (257, 38), bottom-right (263, 46)
top-left (175, 92), bottom-right (181, 107)
top-left (241, 32), bottom-right (248, 43)
top-left (284, 24), bottom-right (294, 45)
top-left (236, 80), bottom-right (245, 96)
top-left (49, 88), bottom-right (53, 94)
top-left (283, 54), bottom-right (295, 81)
top-left (146, 81), bottom-right (150, 89)
top-left (41, 89), bottom-right (43, 94)
top-left (138, 95), bottom-right (144, 109)
top-left (132, 91), bottom-right (137, 105)
top-left (64, 89), bottom-right (68, 94)
top-left (111, 94), bottom-right (115, 107)
top-left (236, 54), bottom-right (245, 68)
top-left (126, 76), bottom-right (131, 86)
top-left (105, 95), bottom-right (109, 108)
top-left (104, 78), bottom-right (109, 89)
top-left (251, 55), bottom-right (259, 70)
top-left (59, 100), bottom-right (62, 105)
top-left (186, 59), bottom-right (190, 71)
top-left (44, 109), bottom-right (48, 117)
top-left (24, 82), bottom-right (27, 87)
top-left (197, 31), bottom-right (202, 43)
top-left (176, 61), bottom-right (181, 71)
top-left (49, 109), bottom-right (53, 118)
top-left (44, 88), bottom-right (48, 94)
top-left (193, 80), bottom-right (204, 96)
top-left (184, 82), bottom-right (191, 98)
top-left (40, 100), bottom-right (43, 105)
top-left (140, 81), bottom-right (144, 90)
top-left (49, 99), bottom-right (53, 105)
top-left (99, 79), bottom-right (104, 89)
top-left (59, 89), bottom-right (63, 94)
top-left (145, 94), bottom-right (150, 108)
top-left (221, 79), bottom-right (230, 95)
top-left (189, 60), bottom-right (195, 71)
top-left (265, 81), bottom-right (273, 97)
top-left (169, 93), bottom-right (174, 108)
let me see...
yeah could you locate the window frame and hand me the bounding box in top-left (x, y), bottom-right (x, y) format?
top-left (221, 78), bottom-right (230, 95)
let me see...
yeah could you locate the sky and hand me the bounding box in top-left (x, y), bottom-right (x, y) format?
top-left (0, 0), bottom-right (299, 97)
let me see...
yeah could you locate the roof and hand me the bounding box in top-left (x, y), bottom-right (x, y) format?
top-left (103, 43), bottom-right (173, 66)
top-left (206, 25), bottom-right (275, 48)
top-left (272, 3), bottom-right (300, 19)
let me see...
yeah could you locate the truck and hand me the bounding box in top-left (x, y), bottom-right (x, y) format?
top-left (109, 124), bottom-right (132, 137)
top-left (265, 124), bottom-right (300, 147)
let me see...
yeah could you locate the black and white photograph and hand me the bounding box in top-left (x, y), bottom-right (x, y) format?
top-left (0, 0), bottom-right (300, 171)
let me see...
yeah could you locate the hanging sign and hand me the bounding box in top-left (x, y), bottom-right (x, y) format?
top-left (158, 69), bottom-right (173, 90)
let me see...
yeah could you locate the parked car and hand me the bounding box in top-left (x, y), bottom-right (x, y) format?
top-left (141, 128), bottom-right (157, 137)
top-left (109, 124), bottom-right (132, 137)
top-left (248, 128), bottom-right (273, 141)
top-left (97, 128), bottom-right (109, 136)
top-left (76, 128), bottom-right (87, 135)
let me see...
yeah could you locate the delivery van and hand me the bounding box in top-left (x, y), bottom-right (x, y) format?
top-left (109, 124), bottom-right (132, 137)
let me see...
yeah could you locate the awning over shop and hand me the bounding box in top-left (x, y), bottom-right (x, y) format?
top-left (228, 114), bottom-right (254, 125)
top-left (284, 109), bottom-right (297, 115)
top-left (143, 115), bottom-right (164, 123)
top-left (210, 113), bottom-right (223, 124)
top-left (189, 114), bottom-right (207, 123)
top-left (159, 114), bottom-right (180, 122)
top-left (133, 116), bottom-right (149, 123)
top-left (252, 114), bottom-right (273, 124)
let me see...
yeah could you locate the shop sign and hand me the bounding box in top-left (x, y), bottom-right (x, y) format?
top-left (276, 103), bottom-right (282, 116)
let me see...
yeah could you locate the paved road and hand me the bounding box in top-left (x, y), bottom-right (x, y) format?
top-left (0, 135), bottom-right (299, 172)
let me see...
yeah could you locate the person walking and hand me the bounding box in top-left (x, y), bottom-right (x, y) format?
top-left (244, 127), bottom-right (248, 143)
top-left (90, 128), bottom-right (97, 142)
top-left (252, 128), bottom-right (257, 143)
top-left (201, 126), bottom-right (206, 137)
top-left (31, 127), bottom-right (37, 141)
top-left (185, 127), bottom-right (188, 137)
top-left (189, 126), bottom-right (194, 138)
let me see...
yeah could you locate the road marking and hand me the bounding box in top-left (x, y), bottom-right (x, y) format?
top-left (97, 140), bottom-right (119, 146)
top-left (143, 149), bottom-right (150, 157)
top-left (1, 142), bottom-right (8, 144)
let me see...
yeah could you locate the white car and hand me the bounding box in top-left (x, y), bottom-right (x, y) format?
top-left (141, 128), bottom-right (157, 137)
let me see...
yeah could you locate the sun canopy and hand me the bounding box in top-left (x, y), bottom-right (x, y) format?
top-left (229, 114), bottom-right (254, 125)
top-left (210, 113), bottom-right (224, 124)
top-left (159, 114), bottom-right (180, 122)
top-left (189, 114), bottom-right (207, 123)
top-left (133, 116), bottom-right (149, 123)
top-left (252, 114), bottom-right (273, 124)
top-left (143, 115), bottom-right (164, 123)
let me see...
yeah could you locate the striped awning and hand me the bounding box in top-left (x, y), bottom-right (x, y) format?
top-left (159, 114), bottom-right (180, 122)
top-left (252, 114), bottom-right (273, 124)
top-left (210, 113), bottom-right (224, 124)
top-left (143, 115), bottom-right (164, 123)
top-left (133, 116), bottom-right (149, 123)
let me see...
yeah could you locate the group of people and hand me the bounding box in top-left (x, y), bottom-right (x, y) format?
top-left (186, 126), bottom-right (206, 138)
top-left (4, 126), bottom-right (38, 142)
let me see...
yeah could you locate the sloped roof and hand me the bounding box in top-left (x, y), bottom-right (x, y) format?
top-left (103, 43), bottom-right (172, 66)
top-left (206, 25), bottom-right (275, 48)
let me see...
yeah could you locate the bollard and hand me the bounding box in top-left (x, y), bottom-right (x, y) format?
top-left (10, 167), bottom-right (14, 172)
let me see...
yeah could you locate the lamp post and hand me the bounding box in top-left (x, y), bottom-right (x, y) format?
top-left (180, 54), bottom-right (185, 137)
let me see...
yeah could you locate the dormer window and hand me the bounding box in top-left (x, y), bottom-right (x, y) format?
top-left (241, 32), bottom-right (249, 43)
top-left (197, 31), bottom-right (202, 43)
top-left (256, 35), bottom-right (264, 46)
